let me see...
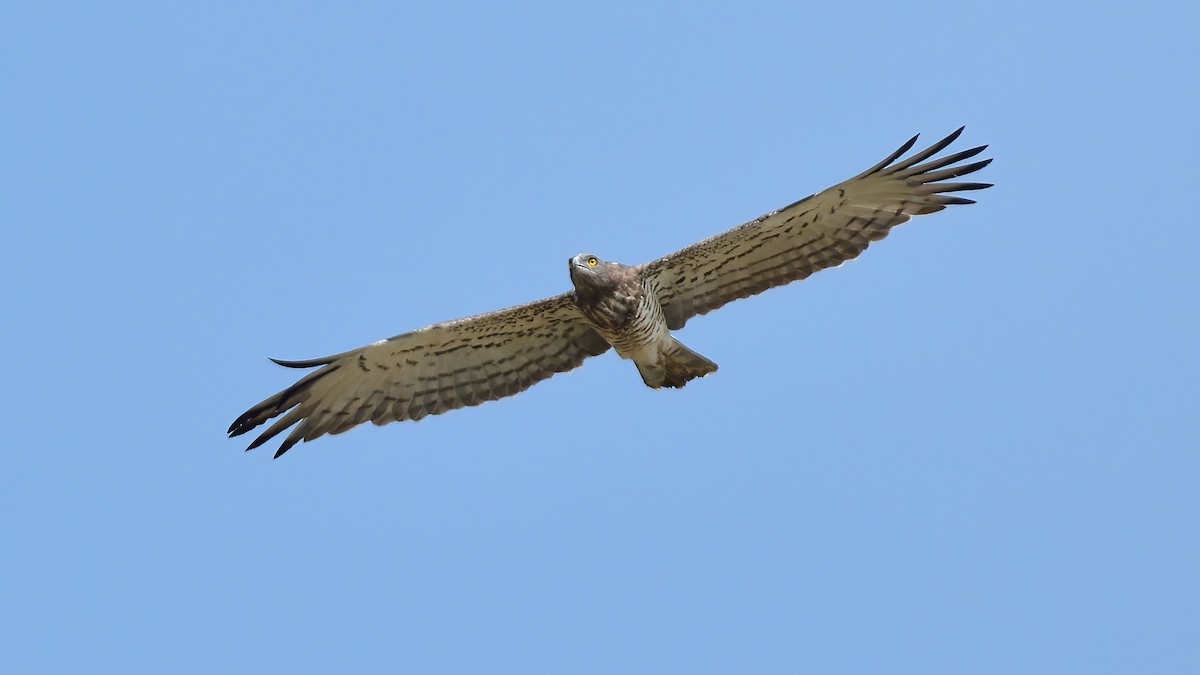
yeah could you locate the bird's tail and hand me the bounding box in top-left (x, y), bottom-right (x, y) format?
top-left (637, 338), bottom-right (718, 389)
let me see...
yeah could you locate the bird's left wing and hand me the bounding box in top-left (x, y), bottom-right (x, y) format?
top-left (640, 127), bottom-right (992, 329)
top-left (228, 293), bottom-right (609, 457)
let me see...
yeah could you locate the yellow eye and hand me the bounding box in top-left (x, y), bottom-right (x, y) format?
top-left (587, 257), bottom-right (598, 267)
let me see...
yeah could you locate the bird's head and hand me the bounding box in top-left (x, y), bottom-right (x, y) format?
top-left (569, 254), bottom-right (614, 294)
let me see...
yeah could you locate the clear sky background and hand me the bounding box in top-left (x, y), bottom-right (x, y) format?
top-left (3, 2), bottom-right (1197, 673)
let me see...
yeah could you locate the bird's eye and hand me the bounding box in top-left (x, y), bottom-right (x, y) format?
top-left (587, 257), bottom-right (598, 267)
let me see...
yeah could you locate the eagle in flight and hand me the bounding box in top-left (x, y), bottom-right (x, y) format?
top-left (230, 128), bottom-right (992, 457)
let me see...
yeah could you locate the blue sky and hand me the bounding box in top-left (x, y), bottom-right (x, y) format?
top-left (3, 1), bottom-right (1197, 673)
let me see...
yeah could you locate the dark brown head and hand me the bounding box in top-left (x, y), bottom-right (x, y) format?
top-left (569, 253), bottom-right (608, 290)
top-left (569, 253), bottom-right (636, 290)
top-left (569, 252), bottom-right (640, 298)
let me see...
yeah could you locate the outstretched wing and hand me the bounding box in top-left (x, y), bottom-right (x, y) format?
top-left (228, 294), bottom-right (609, 457)
top-left (640, 127), bottom-right (992, 329)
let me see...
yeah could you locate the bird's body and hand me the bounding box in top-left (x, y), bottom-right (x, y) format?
top-left (568, 255), bottom-right (716, 388)
top-left (230, 128), bottom-right (993, 456)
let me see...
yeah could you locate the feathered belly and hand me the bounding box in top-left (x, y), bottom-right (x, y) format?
top-left (573, 274), bottom-right (671, 360)
top-left (597, 294), bottom-right (670, 360)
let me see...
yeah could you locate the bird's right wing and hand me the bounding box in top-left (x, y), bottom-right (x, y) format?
top-left (640, 128), bottom-right (992, 329)
top-left (228, 293), bottom-right (610, 457)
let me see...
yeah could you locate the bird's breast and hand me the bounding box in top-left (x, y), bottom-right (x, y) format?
top-left (579, 281), bottom-right (668, 356)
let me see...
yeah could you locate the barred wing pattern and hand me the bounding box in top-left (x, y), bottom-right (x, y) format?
top-left (640, 128), bottom-right (992, 330)
top-left (228, 294), bottom-right (610, 457)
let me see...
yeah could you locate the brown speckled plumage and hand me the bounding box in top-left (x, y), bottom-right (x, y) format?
top-left (230, 128), bottom-right (992, 456)
top-left (569, 260), bottom-right (643, 334)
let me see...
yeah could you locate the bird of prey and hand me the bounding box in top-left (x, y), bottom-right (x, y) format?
top-left (230, 127), bottom-right (992, 457)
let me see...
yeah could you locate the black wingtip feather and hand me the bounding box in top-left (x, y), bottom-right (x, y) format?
top-left (935, 182), bottom-right (994, 193)
top-left (228, 415), bottom-right (255, 437)
top-left (273, 432), bottom-right (304, 459)
top-left (890, 133), bottom-right (921, 161)
top-left (951, 146), bottom-right (988, 163)
top-left (938, 196), bottom-right (978, 205)
top-left (855, 133), bottom-right (921, 179)
top-left (857, 127), bottom-right (976, 181)
top-left (228, 364), bottom-right (342, 448)
top-left (271, 356), bottom-right (335, 369)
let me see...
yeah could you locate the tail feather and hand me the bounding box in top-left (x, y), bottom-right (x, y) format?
top-left (637, 338), bottom-right (718, 389)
